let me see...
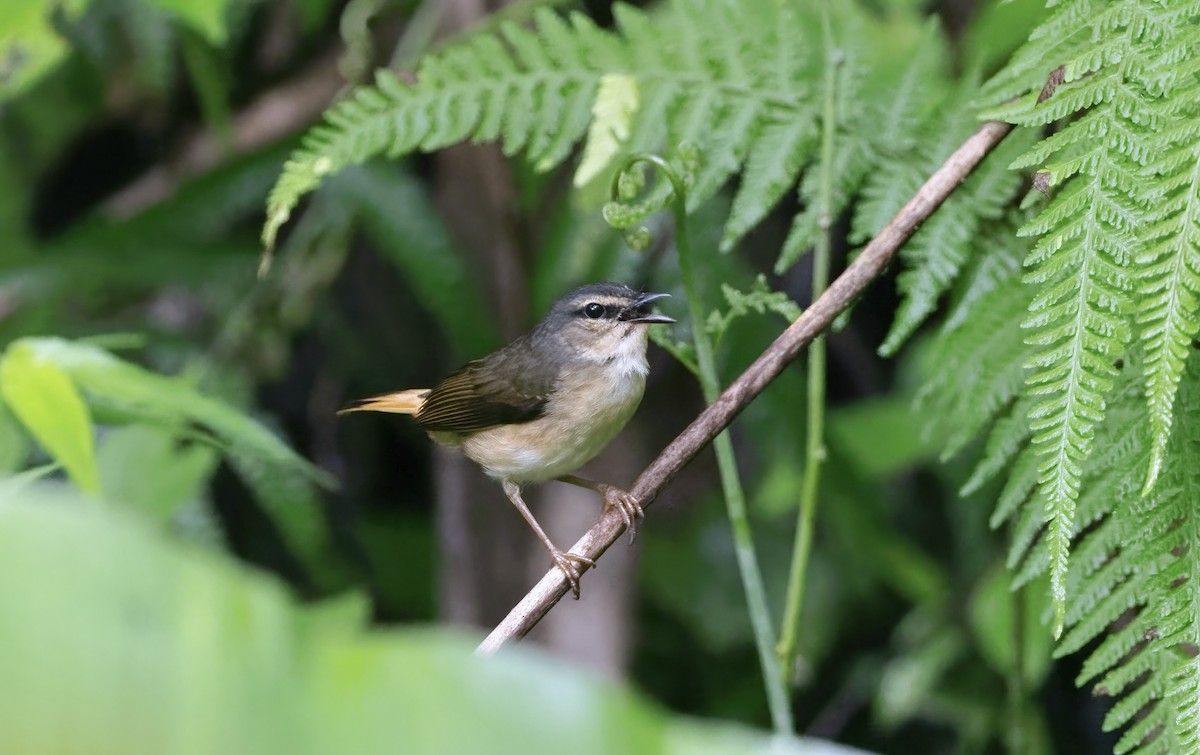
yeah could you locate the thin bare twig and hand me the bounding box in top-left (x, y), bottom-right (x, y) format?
top-left (476, 119), bottom-right (1014, 655)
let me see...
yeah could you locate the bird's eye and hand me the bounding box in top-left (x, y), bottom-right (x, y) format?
top-left (583, 302), bottom-right (606, 319)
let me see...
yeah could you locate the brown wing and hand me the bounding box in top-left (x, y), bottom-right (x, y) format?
top-left (414, 347), bottom-right (556, 434)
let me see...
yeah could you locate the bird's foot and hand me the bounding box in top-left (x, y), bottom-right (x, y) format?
top-left (550, 548), bottom-right (596, 599)
top-left (597, 484), bottom-right (644, 543)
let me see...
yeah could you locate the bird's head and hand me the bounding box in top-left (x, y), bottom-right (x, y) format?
top-left (536, 283), bottom-right (674, 368)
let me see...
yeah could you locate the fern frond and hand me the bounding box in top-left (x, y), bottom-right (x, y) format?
top-left (1136, 54), bottom-right (1200, 490)
top-left (721, 116), bottom-right (818, 252)
top-left (962, 399), bottom-right (1031, 500)
top-left (991, 2), bottom-right (1200, 640)
top-left (988, 433), bottom-right (1039, 530)
top-left (264, 7), bottom-right (612, 247)
top-left (264, 0), bottom-right (854, 254)
top-left (1157, 368), bottom-right (1200, 750)
top-left (878, 122), bottom-right (1031, 356)
top-left (1051, 364), bottom-right (1200, 753)
top-left (918, 230), bottom-right (1033, 459)
top-left (1010, 405), bottom-right (1139, 591)
top-left (1000, 13), bottom-right (1184, 634)
top-left (847, 20), bottom-right (949, 245)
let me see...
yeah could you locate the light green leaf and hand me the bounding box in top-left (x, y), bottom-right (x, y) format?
top-left (574, 73), bottom-right (640, 186)
top-left (0, 342), bottom-right (100, 493)
top-left (0, 0), bottom-right (91, 101)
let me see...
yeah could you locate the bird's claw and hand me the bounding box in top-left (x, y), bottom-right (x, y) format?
top-left (550, 548), bottom-right (596, 599)
top-left (598, 485), bottom-right (644, 544)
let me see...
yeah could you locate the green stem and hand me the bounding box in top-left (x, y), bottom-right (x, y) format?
top-left (777, 24), bottom-right (842, 683)
top-left (1008, 546), bottom-right (1027, 754)
top-left (611, 155), bottom-right (793, 734)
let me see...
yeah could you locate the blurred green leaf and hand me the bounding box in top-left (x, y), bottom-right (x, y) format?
top-left (6, 337), bottom-right (334, 488)
top-left (295, 590), bottom-right (371, 641)
top-left (0, 0), bottom-right (91, 101)
top-left (0, 398), bottom-right (30, 473)
top-left (875, 625), bottom-right (966, 728)
top-left (0, 490), bottom-right (874, 755)
top-left (230, 452), bottom-right (341, 591)
top-left (0, 340), bottom-right (100, 493)
top-left (145, 0), bottom-right (230, 42)
top-left (968, 565), bottom-right (1052, 686)
top-left (339, 163), bottom-right (499, 358)
top-left (0, 463), bottom-right (59, 502)
top-left (752, 457), bottom-right (804, 519)
top-left (828, 397), bottom-right (938, 479)
top-left (295, 0), bottom-right (337, 32)
top-left (97, 425), bottom-right (218, 524)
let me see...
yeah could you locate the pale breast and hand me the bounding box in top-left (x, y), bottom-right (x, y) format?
top-left (461, 349), bottom-right (648, 483)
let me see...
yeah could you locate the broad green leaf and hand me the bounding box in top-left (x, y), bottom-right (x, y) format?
top-left (0, 490), bottom-right (874, 755)
top-left (7, 337), bottom-right (333, 488)
top-left (0, 491), bottom-right (301, 755)
top-left (0, 341), bottom-right (99, 493)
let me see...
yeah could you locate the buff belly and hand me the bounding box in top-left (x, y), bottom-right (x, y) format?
top-left (456, 365), bottom-right (647, 484)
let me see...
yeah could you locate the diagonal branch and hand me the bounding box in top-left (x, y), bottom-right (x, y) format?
top-left (477, 118), bottom-right (1014, 655)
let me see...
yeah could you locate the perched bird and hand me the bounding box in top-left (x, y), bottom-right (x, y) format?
top-left (342, 282), bottom-right (674, 598)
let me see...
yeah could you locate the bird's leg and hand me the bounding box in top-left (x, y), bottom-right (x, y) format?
top-left (557, 474), bottom-right (644, 544)
top-left (501, 479), bottom-right (595, 599)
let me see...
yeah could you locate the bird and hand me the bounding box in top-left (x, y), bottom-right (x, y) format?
top-left (341, 282), bottom-right (674, 598)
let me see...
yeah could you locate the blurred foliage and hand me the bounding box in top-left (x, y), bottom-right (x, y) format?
top-left (0, 490), bottom-right (872, 755)
top-left (2, 0), bottom-right (1189, 753)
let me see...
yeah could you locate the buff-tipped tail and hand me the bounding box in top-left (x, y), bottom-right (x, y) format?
top-left (338, 388), bottom-right (429, 416)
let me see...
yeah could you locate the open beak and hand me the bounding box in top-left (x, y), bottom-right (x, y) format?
top-left (620, 292), bottom-right (675, 324)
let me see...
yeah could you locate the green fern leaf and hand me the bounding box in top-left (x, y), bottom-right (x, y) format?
top-left (878, 120), bottom-right (1031, 356)
top-left (848, 21), bottom-right (949, 246)
top-left (918, 221), bottom-right (1033, 460)
top-left (1136, 67), bottom-right (1200, 491)
top-left (263, 0), bottom-right (845, 254)
top-left (992, 2), bottom-right (1200, 637)
top-left (963, 400), bottom-right (1031, 500)
top-left (721, 117), bottom-right (819, 251)
top-left (775, 35), bottom-right (877, 271)
top-left (1040, 363), bottom-right (1200, 753)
